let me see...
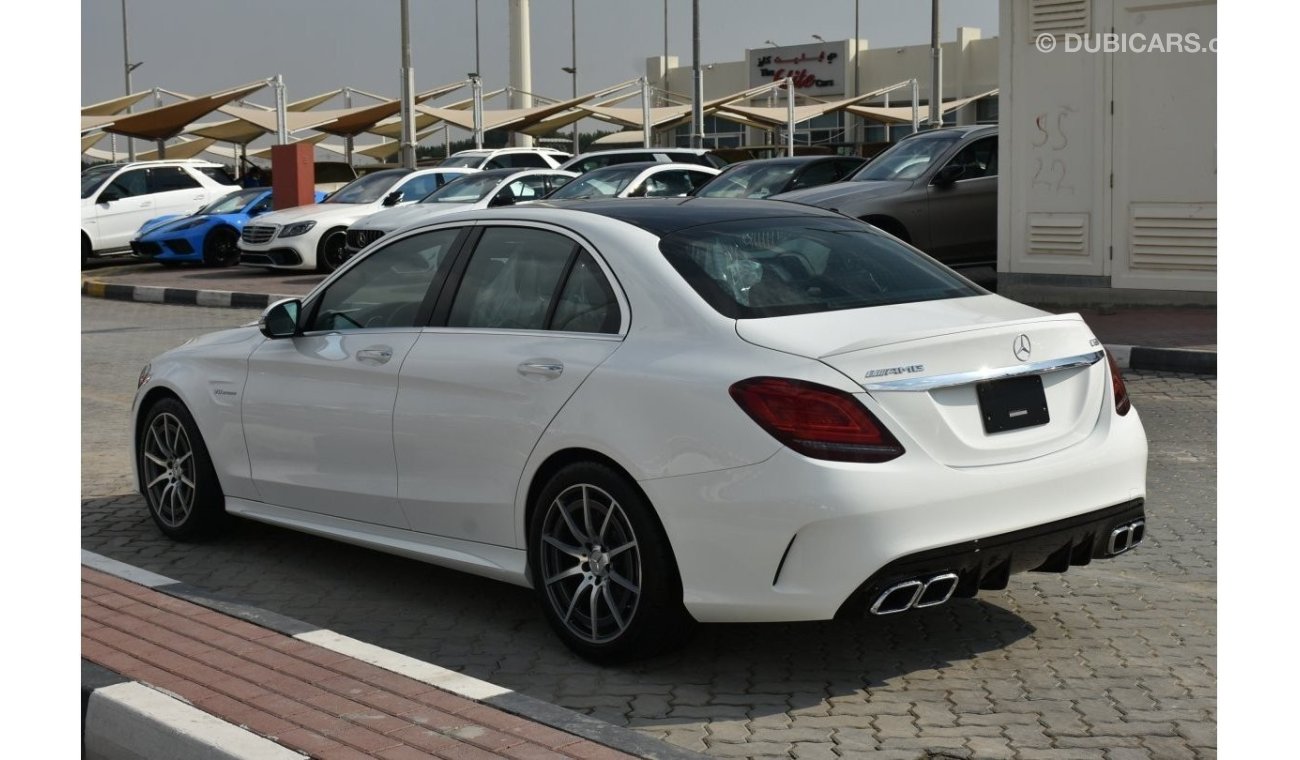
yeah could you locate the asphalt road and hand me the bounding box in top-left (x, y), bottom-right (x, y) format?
top-left (81, 297), bottom-right (1217, 759)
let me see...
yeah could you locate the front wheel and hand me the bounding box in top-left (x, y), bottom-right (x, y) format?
top-left (203, 226), bottom-right (241, 267)
top-left (316, 227), bottom-right (348, 273)
top-left (138, 397), bottom-right (227, 541)
top-left (529, 462), bottom-right (695, 663)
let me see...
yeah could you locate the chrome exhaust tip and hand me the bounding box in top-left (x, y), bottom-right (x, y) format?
top-left (870, 579), bottom-right (923, 615)
top-left (1107, 519), bottom-right (1146, 555)
top-left (914, 572), bottom-right (959, 608)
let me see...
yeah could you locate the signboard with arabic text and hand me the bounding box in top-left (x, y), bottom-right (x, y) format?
top-left (750, 41), bottom-right (849, 96)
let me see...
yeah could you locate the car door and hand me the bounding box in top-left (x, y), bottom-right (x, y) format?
top-left (240, 226), bottom-right (467, 526)
top-left (92, 168), bottom-right (155, 250)
top-left (925, 136), bottom-right (998, 267)
top-left (393, 224), bottom-right (626, 547)
top-left (147, 166), bottom-right (210, 219)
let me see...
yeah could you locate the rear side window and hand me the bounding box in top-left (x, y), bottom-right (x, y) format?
top-left (504, 153), bottom-right (551, 168)
top-left (660, 217), bottom-right (984, 318)
top-left (447, 228), bottom-right (576, 330)
top-left (149, 167), bottom-right (201, 192)
top-left (196, 166), bottom-right (236, 185)
top-left (551, 252), bottom-right (620, 334)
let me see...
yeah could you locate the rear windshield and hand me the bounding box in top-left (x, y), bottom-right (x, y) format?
top-left (546, 165), bottom-right (642, 199)
top-left (324, 170), bottom-right (408, 204)
top-left (659, 217), bottom-right (983, 318)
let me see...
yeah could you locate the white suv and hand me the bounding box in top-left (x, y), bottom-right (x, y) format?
top-left (438, 147), bottom-right (571, 170)
top-left (82, 160), bottom-right (238, 265)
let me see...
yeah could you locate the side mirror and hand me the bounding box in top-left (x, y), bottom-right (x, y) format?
top-left (488, 191), bottom-right (516, 207)
top-left (933, 164), bottom-right (966, 186)
top-left (99, 187), bottom-right (122, 203)
top-left (259, 299), bottom-right (301, 339)
top-left (382, 190), bottom-right (404, 207)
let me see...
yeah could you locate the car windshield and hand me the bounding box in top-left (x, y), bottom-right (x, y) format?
top-left (693, 164), bottom-right (796, 199)
top-left (440, 154), bottom-right (487, 168)
top-left (323, 171), bottom-right (407, 204)
top-left (851, 133), bottom-right (962, 182)
top-left (660, 216), bottom-right (983, 318)
top-left (419, 173), bottom-right (502, 203)
top-left (546, 166), bottom-right (642, 199)
top-left (81, 165), bottom-right (117, 199)
top-left (197, 189), bottom-right (264, 215)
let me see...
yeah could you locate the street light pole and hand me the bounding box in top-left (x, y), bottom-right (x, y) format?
top-left (121, 0), bottom-right (137, 161)
top-left (571, 0), bottom-right (579, 155)
top-left (691, 0), bottom-right (703, 148)
top-left (929, 0), bottom-right (942, 129)
top-left (474, 0), bottom-right (481, 87)
top-left (399, 0), bottom-right (417, 168)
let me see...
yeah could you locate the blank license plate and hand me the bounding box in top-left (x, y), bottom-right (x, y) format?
top-left (976, 375), bottom-right (1049, 434)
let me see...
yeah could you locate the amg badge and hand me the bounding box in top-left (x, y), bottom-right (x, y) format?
top-left (864, 364), bottom-right (925, 379)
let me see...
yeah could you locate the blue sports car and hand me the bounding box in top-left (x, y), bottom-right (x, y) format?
top-left (130, 188), bottom-right (322, 267)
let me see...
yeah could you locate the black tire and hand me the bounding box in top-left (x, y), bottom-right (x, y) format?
top-left (138, 397), bottom-right (227, 541)
top-left (81, 234), bottom-right (91, 269)
top-left (316, 227), bottom-right (348, 273)
top-left (529, 462), bottom-right (695, 663)
top-left (202, 226), bottom-right (241, 267)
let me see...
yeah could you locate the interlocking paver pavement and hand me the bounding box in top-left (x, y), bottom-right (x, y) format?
top-left (83, 299), bottom-right (1216, 759)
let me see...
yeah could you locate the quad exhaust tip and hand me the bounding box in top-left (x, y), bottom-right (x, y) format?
top-left (1108, 519), bottom-right (1146, 556)
top-left (870, 572), bottom-right (959, 615)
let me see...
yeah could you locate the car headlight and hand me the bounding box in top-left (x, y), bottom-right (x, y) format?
top-left (137, 363), bottom-right (151, 389)
top-left (279, 221), bottom-right (316, 238)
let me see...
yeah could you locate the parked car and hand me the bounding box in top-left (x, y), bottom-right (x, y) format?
top-left (772, 125), bottom-right (998, 271)
top-left (129, 188), bottom-right (322, 268)
top-left (439, 147), bottom-right (571, 170)
top-left (237, 167), bottom-right (475, 272)
top-left (344, 168), bottom-right (576, 257)
top-left (132, 198), bottom-right (1147, 663)
top-left (558, 147), bottom-right (728, 174)
top-left (545, 162), bottom-right (718, 200)
top-left (82, 159), bottom-right (239, 266)
top-left (691, 155), bottom-right (867, 199)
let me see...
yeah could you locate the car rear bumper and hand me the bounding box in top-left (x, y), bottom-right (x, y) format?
top-left (640, 405), bottom-right (1147, 623)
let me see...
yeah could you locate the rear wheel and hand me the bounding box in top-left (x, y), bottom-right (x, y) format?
top-left (316, 227), bottom-right (348, 273)
top-left (138, 397), bottom-right (227, 541)
top-left (81, 235), bottom-right (91, 269)
top-left (202, 226), bottom-right (241, 267)
top-left (529, 462), bottom-right (694, 663)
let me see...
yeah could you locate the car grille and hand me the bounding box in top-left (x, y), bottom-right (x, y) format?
top-left (346, 228), bottom-right (385, 250)
top-left (131, 241), bottom-right (162, 257)
top-left (241, 224), bottom-right (277, 245)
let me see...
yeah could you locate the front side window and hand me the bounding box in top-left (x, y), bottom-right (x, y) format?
top-left (447, 227), bottom-right (577, 330)
top-left (82, 165), bottom-right (118, 198)
top-left (196, 166), bottom-right (237, 185)
top-left (940, 137), bottom-right (998, 180)
top-left (103, 169), bottom-right (149, 200)
top-left (660, 217), bottom-right (984, 319)
top-left (309, 228), bottom-right (461, 331)
top-left (394, 173), bottom-right (444, 202)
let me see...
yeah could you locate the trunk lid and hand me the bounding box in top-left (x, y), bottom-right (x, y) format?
top-left (736, 295), bottom-right (1108, 467)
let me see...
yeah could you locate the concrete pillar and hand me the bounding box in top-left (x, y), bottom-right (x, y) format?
top-left (271, 143), bottom-right (315, 211)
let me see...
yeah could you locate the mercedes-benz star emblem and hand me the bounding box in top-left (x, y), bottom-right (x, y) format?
top-left (1013, 334), bottom-right (1032, 362)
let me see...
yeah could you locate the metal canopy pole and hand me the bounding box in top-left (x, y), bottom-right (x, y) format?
top-left (343, 88), bottom-right (354, 166)
top-left (154, 87), bottom-right (165, 158)
top-left (471, 75), bottom-right (484, 149)
top-left (911, 79), bottom-right (920, 134)
top-left (929, 0), bottom-right (942, 129)
top-left (274, 75), bottom-right (289, 144)
top-left (641, 77), bottom-right (652, 148)
top-left (691, 0), bottom-right (703, 148)
top-left (786, 78), bottom-right (795, 156)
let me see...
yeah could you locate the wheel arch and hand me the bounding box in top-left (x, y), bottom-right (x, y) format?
top-left (521, 447), bottom-right (683, 587)
top-left (132, 386), bottom-right (185, 492)
top-left (861, 214), bottom-right (911, 243)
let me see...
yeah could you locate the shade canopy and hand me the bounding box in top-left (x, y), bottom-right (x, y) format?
top-left (82, 91), bottom-right (153, 116)
top-left (82, 132), bottom-right (109, 154)
top-left (288, 89), bottom-right (343, 112)
top-left (81, 114), bottom-right (118, 134)
top-left (712, 88), bottom-right (907, 130)
top-left (102, 81), bottom-right (269, 140)
top-left (310, 82), bottom-right (465, 137)
top-left (844, 88), bottom-right (999, 125)
top-left (135, 136), bottom-right (219, 161)
top-left (415, 92), bottom-right (597, 133)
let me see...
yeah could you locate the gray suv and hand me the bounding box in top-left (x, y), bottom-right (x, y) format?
top-left (772, 125), bottom-right (996, 270)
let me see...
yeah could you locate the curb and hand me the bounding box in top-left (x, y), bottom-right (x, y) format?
top-left (81, 278), bottom-right (293, 310)
top-left (80, 279), bottom-right (1217, 376)
top-left (82, 549), bottom-right (705, 760)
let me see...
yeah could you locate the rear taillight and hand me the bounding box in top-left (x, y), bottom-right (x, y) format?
top-left (729, 377), bottom-right (905, 463)
top-left (1106, 352), bottom-right (1132, 416)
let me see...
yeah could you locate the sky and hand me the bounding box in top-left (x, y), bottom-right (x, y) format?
top-left (81, 0), bottom-right (998, 134)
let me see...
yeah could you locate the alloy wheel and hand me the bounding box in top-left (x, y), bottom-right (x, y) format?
top-left (539, 483), bottom-right (642, 644)
top-left (141, 412), bottom-right (197, 528)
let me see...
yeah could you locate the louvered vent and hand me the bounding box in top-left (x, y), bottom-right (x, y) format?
top-left (1130, 203), bottom-right (1216, 272)
top-left (1027, 213), bottom-right (1088, 257)
top-left (1031, 0), bottom-right (1090, 38)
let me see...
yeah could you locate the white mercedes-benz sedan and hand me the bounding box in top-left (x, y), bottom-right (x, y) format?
top-left (132, 199), bottom-right (1147, 662)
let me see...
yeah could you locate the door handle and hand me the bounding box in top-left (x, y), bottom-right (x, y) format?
top-left (356, 347), bottom-right (393, 365)
top-left (518, 360), bottom-right (564, 379)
